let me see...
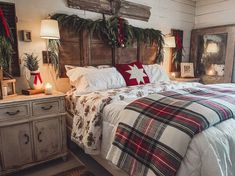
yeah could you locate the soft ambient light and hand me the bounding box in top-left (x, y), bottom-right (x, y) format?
top-left (40, 19), bottom-right (60, 39)
top-left (206, 43), bottom-right (219, 53)
top-left (44, 83), bottom-right (53, 95)
top-left (164, 36), bottom-right (176, 48)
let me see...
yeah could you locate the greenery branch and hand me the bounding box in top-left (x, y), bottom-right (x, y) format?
top-left (49, 13), bottom-right (165, 75)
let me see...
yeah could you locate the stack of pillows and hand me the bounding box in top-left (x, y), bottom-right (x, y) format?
top-left (66, 62), bottom-right (169, 95)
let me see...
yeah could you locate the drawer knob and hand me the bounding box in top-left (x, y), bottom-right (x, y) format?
top-left (6, 110), bottom-right (20, 116)
top-left (41, 105), bottom-right (53, 111)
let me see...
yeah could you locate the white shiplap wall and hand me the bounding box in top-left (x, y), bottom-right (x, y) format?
top-left (127, 0), bottom-right (196, 61)
top-left (195, 0), bottom-right (235, 28)
top-left (2, 0), bottom-right (196, 92)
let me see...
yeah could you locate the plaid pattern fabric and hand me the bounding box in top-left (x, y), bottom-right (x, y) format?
top-left (107, 85), bottom-right (235, 176)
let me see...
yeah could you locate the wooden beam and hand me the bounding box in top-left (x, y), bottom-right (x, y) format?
top-left (67, 0), bottom-right (151, 21)
top-left (67, 0), bottom-right (112, 14)
top-left (117, 0), bottom-right (151, 22)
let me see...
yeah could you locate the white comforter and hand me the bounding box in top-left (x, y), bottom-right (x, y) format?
top-left (101, 88), bottom-right (235, 176)
top-left (102, 111), bottom-right (235, 176)
top-left (67, 82), bottom-right (235, 176)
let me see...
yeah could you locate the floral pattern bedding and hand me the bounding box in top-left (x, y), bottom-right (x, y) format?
top-left (66, 81), bottom-right (201, 154)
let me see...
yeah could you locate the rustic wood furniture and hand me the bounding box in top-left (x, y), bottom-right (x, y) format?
top-left (59, 29), bottom-right (158, 77)
top-left (0, 92), bottom-right (67, 175)
top-left (170, 77), bottom-right (200, 83)
top-left (190, 25), bottom-right (235, 84)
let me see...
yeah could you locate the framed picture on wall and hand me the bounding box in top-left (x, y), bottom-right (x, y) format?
top-left (181, 63), bottom-right (194, 78)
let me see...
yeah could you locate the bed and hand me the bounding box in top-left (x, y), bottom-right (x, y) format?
top-left (60, 26), bottom-right (235, 176)
top-left (64, 63), bottom-right (235, 176)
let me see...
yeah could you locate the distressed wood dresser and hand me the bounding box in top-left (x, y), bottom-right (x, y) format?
top-left (0, 92), bottom-right (67, 175)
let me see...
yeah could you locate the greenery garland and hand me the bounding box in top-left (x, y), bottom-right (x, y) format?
top-left (51, 13), bottom-right (164, 65)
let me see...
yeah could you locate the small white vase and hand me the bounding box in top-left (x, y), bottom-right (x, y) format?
top-left (28, 70), bottom-right (43, 90)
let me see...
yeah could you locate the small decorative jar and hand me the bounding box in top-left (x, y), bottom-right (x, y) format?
top-left (28, 70), bottom-right (43, 90)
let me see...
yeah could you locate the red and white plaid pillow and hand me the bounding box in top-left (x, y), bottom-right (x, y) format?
top-left (116, 61), bottom-right (150, 86)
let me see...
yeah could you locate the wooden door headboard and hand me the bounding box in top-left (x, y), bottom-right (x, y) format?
top-left (59, 29), bottom-right (158, 77)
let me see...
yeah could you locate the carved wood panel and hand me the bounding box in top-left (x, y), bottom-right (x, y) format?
top-left (59, 28), bottom-right (81, 77)
top-left (139, 43), bottom-right (158, 64)
top-left (1, 123), bottom-right (33, 169)
top-left (87, 34), bottom-right (113, 66)
top-left (115, 41), bottom-right (138, 64)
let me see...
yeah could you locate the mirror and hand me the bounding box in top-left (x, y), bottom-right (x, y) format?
top-left (190, 25), bottom-right (235, 84)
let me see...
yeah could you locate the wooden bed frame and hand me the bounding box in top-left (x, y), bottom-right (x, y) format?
top-left (59, 29), bottom-right (159, 77)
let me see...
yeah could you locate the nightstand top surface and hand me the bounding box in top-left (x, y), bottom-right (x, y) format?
top-left (171, 77), bottom-right (201, 82)
top-left (0, 91), bottom-right (65, 104)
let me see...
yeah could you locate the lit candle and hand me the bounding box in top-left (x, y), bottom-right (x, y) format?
top-left (171, 72), bottom-right (176, 78)
top-left (3, 86), bottom-right (8, 97)
top-left (44, 83), bottom-right (53, 95)
top-left (207, 69), bottom-right (216, 76)
top-left (208, 70), bottom-right (213, 76)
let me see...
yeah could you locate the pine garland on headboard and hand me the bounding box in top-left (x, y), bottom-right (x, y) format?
top-left (51, 13), bottom-right (164, 63)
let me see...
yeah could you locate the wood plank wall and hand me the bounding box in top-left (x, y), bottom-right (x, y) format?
top-left (131, 0), bottom-right (196, 61)
top-left (195, 0), bottom-right (235, 28)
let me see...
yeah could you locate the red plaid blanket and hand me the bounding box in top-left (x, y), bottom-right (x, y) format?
top-left (107, 85), bottom-right (235, 176)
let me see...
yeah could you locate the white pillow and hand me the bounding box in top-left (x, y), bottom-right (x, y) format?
top-left (66, 66), bottom-right (98, 87)
top-left (97, 65), bottom-right (111, 69)
top-left (65, 65), bottom-right (97, 72)
top-left (66, 67), bottom-right (126, 95)
top-left (143, 64), bottom-right (170, 83)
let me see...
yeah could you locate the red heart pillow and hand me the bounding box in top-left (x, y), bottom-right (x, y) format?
top-left (116, 62), bottom-right (150, 86)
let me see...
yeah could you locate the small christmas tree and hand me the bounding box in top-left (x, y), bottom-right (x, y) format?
top-left (24, 53), bottom-right (39, 71)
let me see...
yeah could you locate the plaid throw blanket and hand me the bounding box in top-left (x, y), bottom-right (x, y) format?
top-left (107, 85), bottom-right (235, 176)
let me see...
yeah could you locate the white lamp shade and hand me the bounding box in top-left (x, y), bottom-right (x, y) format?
top-left (40, 19), bottom-right (60, 39)
top-left (164, 36), bottom-right (176, 48)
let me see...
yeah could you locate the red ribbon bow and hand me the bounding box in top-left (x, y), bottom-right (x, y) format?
top-left (31, 72), bottom-right (43, 85)
top-left (118, 17), bottom-right (124, 46)
top-left (175, 32), bottom-right (182, 50)
top-left (0, 8), bottom-right (10, 38)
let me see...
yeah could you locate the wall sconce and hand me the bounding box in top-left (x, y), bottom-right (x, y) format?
top-left (206, 42), bottom-right (219, 53)
top-left (40, 16), bottom-right (60, 63)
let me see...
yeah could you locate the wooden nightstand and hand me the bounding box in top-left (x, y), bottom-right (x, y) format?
top-left (0, 92), bottom-right (67, 175)
top-left (171, 77), bottom-right (201, 82)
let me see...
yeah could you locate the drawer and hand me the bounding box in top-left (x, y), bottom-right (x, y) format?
top-left (32, 99), bottom-right (60, 116)
top-left (0, 103), bottom-right (30, 120)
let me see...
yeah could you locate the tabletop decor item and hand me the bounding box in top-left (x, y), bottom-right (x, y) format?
top-left (1, 78), bottom-right (16, 98)
top-left (44, 82), bottom-right (53, 95)
top-left (181, 62), bottom-right (194, 78)
top-left (24, 53), bottom-right (43, 89)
